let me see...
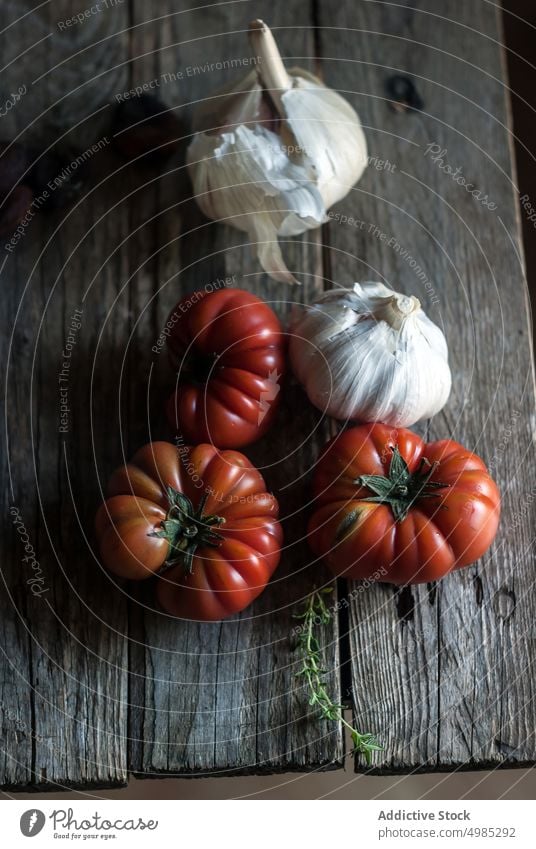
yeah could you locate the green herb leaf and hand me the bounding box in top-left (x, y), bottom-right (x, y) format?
top-left (292, 588), bottom-right (382, 765)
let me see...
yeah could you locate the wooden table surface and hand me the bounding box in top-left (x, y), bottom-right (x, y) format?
top-left (1, 0), bottom-right (535, 791)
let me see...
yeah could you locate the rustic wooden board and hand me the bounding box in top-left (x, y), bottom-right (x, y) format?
top-left (1, 0), bottom-right (534, 790)
top-left (125, 0), bottom-right (344, 776)
top-left (1, 0), bottom-right (130, 790)
top-left (316, 0), bottom-right (536, 772)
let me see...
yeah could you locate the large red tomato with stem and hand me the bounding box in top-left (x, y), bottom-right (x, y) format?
top-left (165, 287), bottom-right (285, 448)
top-left (95, 441), bottom-right (282, 620)
top-left (308, 424), bottom-right (500, 585)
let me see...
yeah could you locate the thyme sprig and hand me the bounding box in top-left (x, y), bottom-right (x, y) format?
top-left (294, 588), bottom-right (382, 765)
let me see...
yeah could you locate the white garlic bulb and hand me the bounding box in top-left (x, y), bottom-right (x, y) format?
top-left (289, 282), bottom-right (451, 426)
top-left (187, 20), bottom-right (367, 284)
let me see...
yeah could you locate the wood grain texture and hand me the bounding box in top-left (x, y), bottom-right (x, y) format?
top-left (315, 0), bottom-right (536, 772)
top-left (0, 1), bottom-right (130, 790)
top-left (125, 0), bottom-right (344, 776)
top-left (1, 0), bottom-right (534, 789)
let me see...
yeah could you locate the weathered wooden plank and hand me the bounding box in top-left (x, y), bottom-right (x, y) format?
top-left (0, 0), bottom-right (127, 148)
top-left (126, 0), bottom-right (345, 775)
top-left (4, 0), bottom-right (530, 789)
top-left (316, 0), bottom-right (535, 771)
top-left (1, 0), bottom-right (130, 790)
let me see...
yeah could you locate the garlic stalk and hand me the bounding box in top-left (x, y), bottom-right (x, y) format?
top-left (289, 282), bottom-right (451, 426)
top-left (187, 20), bottom-right (368, 284)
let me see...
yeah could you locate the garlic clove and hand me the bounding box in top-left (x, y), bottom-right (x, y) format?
top-left (188, 123), bottom-right (326, 284)
top-left (281, 75), bottom-right (368, 209)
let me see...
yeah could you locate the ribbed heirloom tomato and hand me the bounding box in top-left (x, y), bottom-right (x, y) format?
top-left (165, 287), bottom-right (285, 448)
top-left (95, 442), bottom-right (282, 620)
top-left (308, 424), bottom-right (500, 584)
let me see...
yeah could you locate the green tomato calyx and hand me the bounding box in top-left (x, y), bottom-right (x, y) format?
top-left (152, 488), bottom-right (225, 573)
top-left (356, 446), bottom-right (449, 523)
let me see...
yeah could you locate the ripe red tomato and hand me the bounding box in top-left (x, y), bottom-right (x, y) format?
top-left (165, 287), bottom-right (285, 448)
top-left (95, 441), bottom-right (282, 620)
top-left (308, 424), bottom-right (500, 584)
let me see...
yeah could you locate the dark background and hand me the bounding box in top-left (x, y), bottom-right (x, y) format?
top-left (504, 0), bottom-right (536, 326)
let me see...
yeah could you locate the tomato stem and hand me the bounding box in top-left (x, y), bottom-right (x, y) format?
top-left (151, 487), bottom-right (225, 574)
top-left (356, 446), bottom-right (449, 523)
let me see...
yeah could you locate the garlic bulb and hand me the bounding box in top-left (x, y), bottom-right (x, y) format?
top-left (187, 20), bottom-right (367, 284)
top-left (289, 282), bottom-right (451, 426)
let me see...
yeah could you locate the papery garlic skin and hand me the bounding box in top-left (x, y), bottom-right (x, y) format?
top-left (186, 21), bottom-right (367, 284)
top-left (281, 72), bottom-right (367, 210)
top-left (188, 119), bottom-right (327, 284)
top-left (289, 282), bottom-right (451, 426)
